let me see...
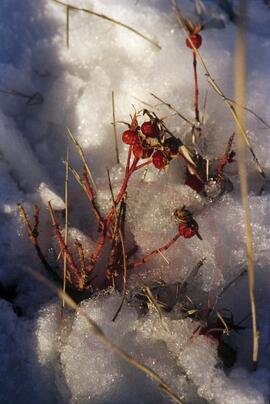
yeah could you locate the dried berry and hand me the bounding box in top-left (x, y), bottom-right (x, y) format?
top-left (141, 121), bottom-right (159, 138)
top-left (152, 150), bottom-right (167, 169)
top-left (178, 223), bottom-right (194, 238)
top-left (186, 33), bottom-right (202, 49)
top-left (122, 130), bottom-right (140, 145)
top-left (163, 137), bottom-right (180, 158)
top-left (185, 174), bottom-right (205, 193)
top-left (132, 143), bottom-right (153, 159)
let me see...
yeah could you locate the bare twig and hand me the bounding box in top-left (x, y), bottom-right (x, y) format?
top-left (51, 0), bottom-right (161, 50)
top-left (0, 89), bottom-right (43, 105)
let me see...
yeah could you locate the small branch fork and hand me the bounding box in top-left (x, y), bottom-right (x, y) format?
top-left (129, 233), bottom-right (181, 269)
top-left (17, 204), bottom-right (51, 272)
top-left (19, 123), bottom-right (199, 293)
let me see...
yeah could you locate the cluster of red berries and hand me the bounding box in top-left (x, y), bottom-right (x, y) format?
top-left (122, 114), bottom-right (180, 170)
top-left (174, 207), bottom-right (202, 240)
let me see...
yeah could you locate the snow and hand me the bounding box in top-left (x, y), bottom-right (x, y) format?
top-left (0, 0), bottom-right (270, 403)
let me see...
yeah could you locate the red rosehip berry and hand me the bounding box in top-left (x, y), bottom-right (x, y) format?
top-left (141, 121), bottom-right (159, 138)
top-left (178, 223), bottom-right (195, 238)
top-left (186, 33), bottom-right (202, 49)
top-left (122, 130), bottom-right (140, 145)
top-left (132, 143), bottom-right (144, 159)
top-left (152, 151), bottom-right (167, 169)
top-left (132, 144), bottom-right (153, 159)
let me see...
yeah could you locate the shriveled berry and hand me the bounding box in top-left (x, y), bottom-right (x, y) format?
top-left (141, 121), bottom-right (159, 138)
top-left (122, 130), bottom-right (140, 145)
top-left (132, 143), bottom-right (153, 159)
top-left (178, 223), bottom-right (195, 238)
top-left (186, 33), bottom-right (202, 49)
top-left (164, 137), bottom-right (180, 157)
top-left (185, 174), bottom-right (205, 193)
top-left (152, 151), bottom-right (167, 169)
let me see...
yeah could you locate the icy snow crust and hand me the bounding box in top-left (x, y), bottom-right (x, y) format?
top-left (0, 0), bottom-right (270, 402)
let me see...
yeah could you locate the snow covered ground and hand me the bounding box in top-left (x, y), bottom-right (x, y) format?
top-left (0, 0), bottom-right (270, 402)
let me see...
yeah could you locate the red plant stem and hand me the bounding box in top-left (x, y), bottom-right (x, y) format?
top-left (193, 51), bottom-right (200, 124)
top-left (83, 167), bottom-right (104, 230)
top-left (17, 204), bottom-right (52, 273)
top-left (33, 205), bottom-right (39, 235)
top-left (48, 202), bottom-right (84, 290)
top-left (125, 145), bottom-right (132, 174)
top-left (86, 157), bottom-right (139, 273)
top-left (134, 159), bottom-right (152, 171)
top-left (129, 233), bottom-right (181, 269)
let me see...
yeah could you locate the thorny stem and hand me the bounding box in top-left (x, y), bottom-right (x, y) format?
top-left (75, 240), bottom-right (86, 283)
top-left (129, 233), bottom-right (181, 269)
top-left (17, 204), bottom-right (52, 273)
top-left (125, 146), bottom-right (132, 174)
top-left (87, 157), bottom-right (139, 273)
top-left (82, 166), bottom-right (104, 231)
top-left (48, 202), bottom-right (84, 291)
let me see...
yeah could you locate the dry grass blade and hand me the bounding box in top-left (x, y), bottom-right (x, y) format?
top-left (172, 0), bottom-right (265, 178)
top-left (22, 266), bottom-right (184, 404)
top-left (143, 286), bottom-right (166, 324)
top-left (48, 201), bottom-right (83, 290)
top-left (61, 145), bottom-right (69, 318)
top-left (112, 91), bottom-right (120, 164)
top-left (150, 93), bottom-right (193, 126)
top-left (52, 0), bottom-right (161, 50)
top-left (226, 98), bottom-right (270, 130)
top-left (235, 0), bottom-right (259, 367)
top-left (218, 268), bottom-right (247, 298)
top-left (66, 5), bottom-right (70, 48)
top-left (66, 127), bottom-right (97, 192)
top-left (216, 312), bottom-right (230, 336)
